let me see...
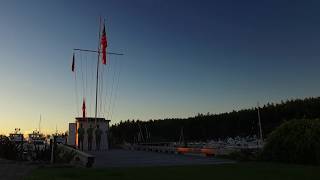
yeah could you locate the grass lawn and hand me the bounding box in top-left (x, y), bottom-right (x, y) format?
top-left (25, 162), bottom-right (320, 180)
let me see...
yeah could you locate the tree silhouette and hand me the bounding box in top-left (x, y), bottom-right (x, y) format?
top-left (111, 97), bottom-right (320, 144)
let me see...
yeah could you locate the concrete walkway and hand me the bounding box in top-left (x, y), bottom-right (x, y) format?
top-left (91, 149), bottom-right (234, 168)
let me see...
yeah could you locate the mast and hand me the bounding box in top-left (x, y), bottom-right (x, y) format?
top-left (39, 114), bottom-right (41, 133)
top-left (144, 124), bottom-right (149, 142)
top-left (72, 17), bottom-right (124, 124)
top-left (138, 123), bottom-right (145, 142)
top-left (179, 127), bottom-right (184, 145)
top-left (257, 102), bottom-right (263, 146)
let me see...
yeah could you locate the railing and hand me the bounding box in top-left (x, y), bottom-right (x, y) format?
top-left (127, 144), bottom-right (216, 156)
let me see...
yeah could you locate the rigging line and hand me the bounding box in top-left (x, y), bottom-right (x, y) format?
top-left (104, 60), bottom-right (111, 116)
top-left (101, 66), bottom-right (106, 117)
top-left (107, 58), bottom-right (117, 120)
top-left (89, 53), bottom-right (93, 117)
top-left (110, 56), bottom-right (122, 121)
top-left (105, 61), bottom-right (110, 117)
top-left (98, 56), bottom-right (102, 116)
top-left (103, 60), bottom-right (108, 117)
top-left (89, 52), bottom-right (94, 117)
top-left (90, 52), bottom-right (94, 117)
top-left (102, 62), bottom-right (106, 117)
top-left (86, 53), bottom-right (89, 116)
top-left (94, 17), bottom-right (102, 127)
top-left (101, 60), bottom-right (107, 117)
top-left (98, 59), bottom-right (103, 116)
top-left (74, 53), bottom-right (80, 117)
top-left (80, 52), bottom-right (85, 101)
top-left (105, 60), bottom-right (111, 119)
top-left (99, 61), bottom-right (104, 117)
top-left (108, 57), bottom-right (119, 120)
top-left (98, 68), bottom-right (101, 117)
top-left (103, 65), bottom-right (107, 117)
top-left (103, 55), bottom-right (112, 117)
top-left (85, 52), bottom-right (88, 109)
top-left (108, 56), bottom-right (118, 119)
top-left (92, 52), bottom-right (96, 117)
top-left (92, 52), bottom-right (97, 116)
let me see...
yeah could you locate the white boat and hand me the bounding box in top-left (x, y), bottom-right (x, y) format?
top-left (28, 130), bottom-right (46, 145)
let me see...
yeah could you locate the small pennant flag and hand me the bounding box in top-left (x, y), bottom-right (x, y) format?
top-left (72, 53), bottom-right (75, 72)
top-left (100, 24), bottom-right (107, 64)
top-left (82, 98), bottom-right (86, 118)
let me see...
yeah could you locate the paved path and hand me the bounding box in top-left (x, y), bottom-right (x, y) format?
top-left (91, 149), bottom-right (234, 168)
top-left (0, 158), bottom-right (35, 180)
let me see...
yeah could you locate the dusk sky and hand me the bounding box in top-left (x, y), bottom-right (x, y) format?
top-left (1, 0), bottom-right (320, 135)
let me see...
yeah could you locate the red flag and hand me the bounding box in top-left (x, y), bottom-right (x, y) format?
top-left (82, 98), bottom-right (86, 118)
top-left (72, 53), bottom-right (75, 72)
top-left (100, 24), bottom-right (107, 64)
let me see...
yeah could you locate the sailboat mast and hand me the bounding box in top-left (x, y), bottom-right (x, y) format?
top-left (39, 114), bottom-right (41, 133)
top-left (257, 102), bottom-right (263, 145)
top-left (95, 17), bottom-right (102, 126)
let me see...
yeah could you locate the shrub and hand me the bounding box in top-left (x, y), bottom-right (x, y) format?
top-left (220, 149), bottom-right (261, 161)
top-left (262, 119), bottom-right (320, 165)
top-left (0, 135), bottom-right (19, 160)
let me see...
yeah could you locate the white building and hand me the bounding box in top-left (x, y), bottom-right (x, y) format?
top-left (68, 117), bottom-right (110, 151)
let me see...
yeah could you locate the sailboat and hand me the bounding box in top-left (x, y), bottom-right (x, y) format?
top-left (28, 115), bottom-right (45, 145)
top-left (257, 102), bottom-right (264, 148)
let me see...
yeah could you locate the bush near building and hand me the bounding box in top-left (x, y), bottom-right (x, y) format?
top-left (0, 135), bottom-right (19, 160)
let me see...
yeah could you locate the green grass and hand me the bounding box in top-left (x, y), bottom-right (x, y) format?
top-left (25, 162), bottom-right (320, 180)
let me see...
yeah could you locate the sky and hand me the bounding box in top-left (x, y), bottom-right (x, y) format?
top-left (0, 0), bottom-right (320, 135)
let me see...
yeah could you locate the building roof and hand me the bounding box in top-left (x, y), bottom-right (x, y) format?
top-left (75, 117), bottom-right (111, 122)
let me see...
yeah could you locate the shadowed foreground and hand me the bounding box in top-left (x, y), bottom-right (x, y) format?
top-left (91, 149), bottom-right (233, 167)
top-left (0, 158), bottom-right (35, 180)
top-left (25, 162), bottom-right (320, 180)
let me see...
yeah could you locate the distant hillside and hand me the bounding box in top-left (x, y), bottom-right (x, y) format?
top-left (110, 97), bottom-right (320, 143)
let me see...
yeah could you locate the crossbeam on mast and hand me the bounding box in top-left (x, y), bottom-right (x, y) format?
top-left (73, 47), bottom-right (123, 126)
top-left (73, 48), bottom-right (124, 56)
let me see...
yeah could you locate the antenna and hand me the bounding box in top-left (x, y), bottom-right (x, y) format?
top-left (179, 127), bottom-right (184, 145)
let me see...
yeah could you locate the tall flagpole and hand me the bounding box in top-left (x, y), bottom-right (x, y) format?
top-left (95, 17), bottom-right (102, 127)
top-left (72, 17), bottom-right (123, 126)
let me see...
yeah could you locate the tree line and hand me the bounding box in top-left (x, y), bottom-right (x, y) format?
top-left (110, 97), bottom-right (320, 144)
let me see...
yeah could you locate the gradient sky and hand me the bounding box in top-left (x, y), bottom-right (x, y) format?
top-left (1, 0), bottom-right (320, 135)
